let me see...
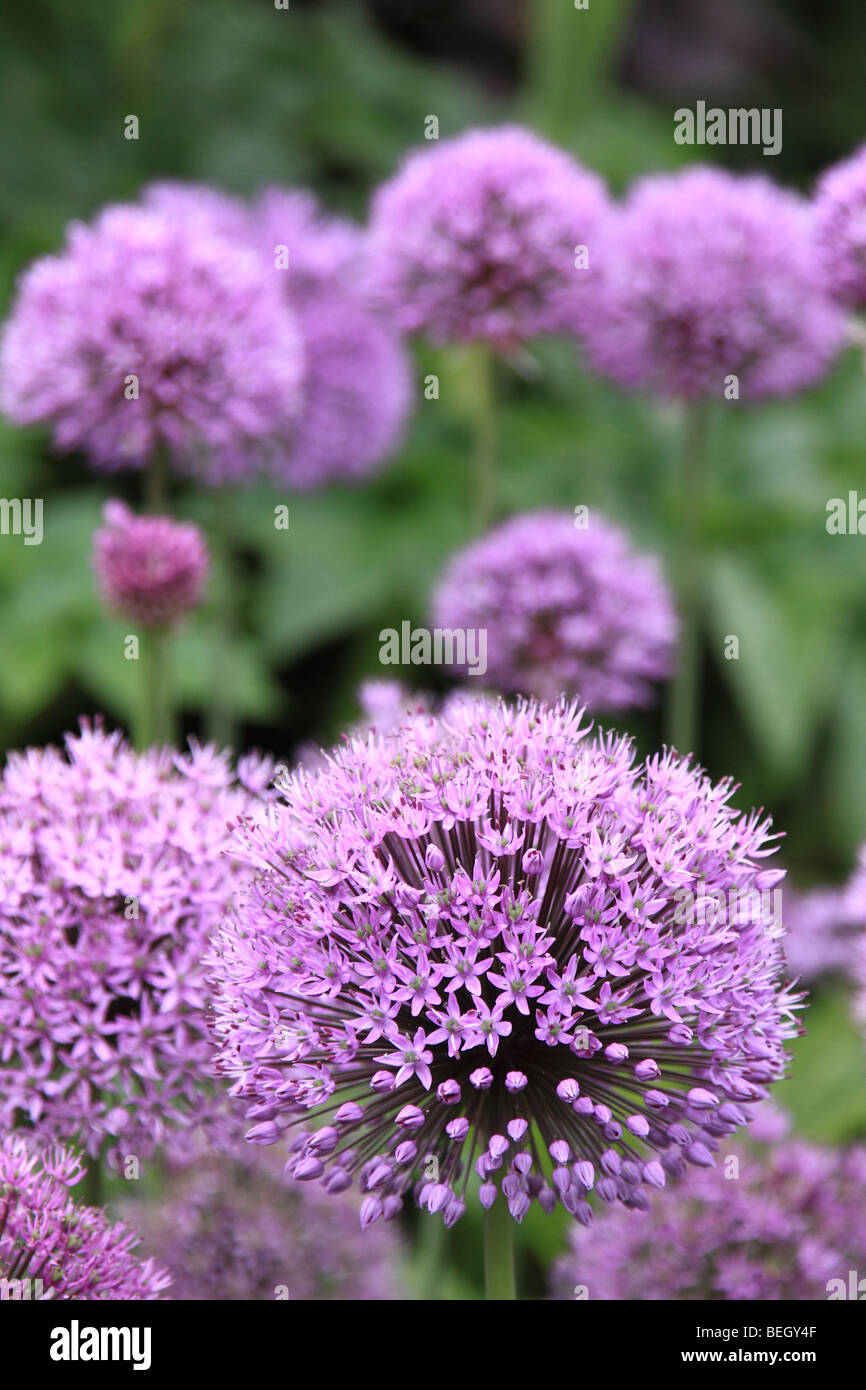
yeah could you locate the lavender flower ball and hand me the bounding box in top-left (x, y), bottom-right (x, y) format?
top-left (0, 724), bottom-right (274, 1162)
top-left (251, 188), bottom-right (413, 489)
top-left (0, 1135), bottom-right (170, 1300)
top-left (579, 167), bottom-right (844, 400)
top-left (126, 1153), bottom-right (404, 1300)
top-left (144, 182), bottom-right (412, 490)
top-left (432, 510), bottom-right (677, 709)
top-left (211, 696), bottom-right (800, 1230)
top-left (813, 146), bottom-right (866, 309)
top-left (552, 1127), bottom-right (866, 1300)
top-left (92, 499), bottom-right (209, 628)
top-left (0, 200), bottom-right (304, 483)
top-left (368, 125), bottom-right (608, 349)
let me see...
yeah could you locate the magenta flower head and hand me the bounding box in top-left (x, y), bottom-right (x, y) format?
top-left (813, 146), bottom-right (866, 309)
top-left (0, 198), bottom-right (304, 483)
top-left (551, 1120), bottom-right (866, 1300)
top-left (210, 696), bottom-right (800, 1229)
top-left (92, 499), bottom-right (209, 628)
top-left (432, 509), bottom-right (677, 709)
top-left (125, 1151), bottom-right (404, 1300)
top-left (367, 125), bottom-right (609, 350)
top-left (579, 166), bottom-right (844, 401)
top-left (0, 1134), bottom-right (170, 1299)
top-left (0, 723), bottom-right (275, 1163)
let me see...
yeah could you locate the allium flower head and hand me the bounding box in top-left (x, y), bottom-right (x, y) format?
top-left (211, 697), bottom-right (800, 1229)
top-left (126, 1151), bottom-right (404, 1300)
top-left (0, 199), bottom-right (304, 482)
top-left (579, 167), bottom-right (844, 400)
top-left (552, 1124), bottom-right (866, 1300)
top-left (142, 181), bottom-right (412, 490)
top-left (368, 125), bottom-right (608, 349)
top-left (92, 499), bottom-right (209, 628)
top-left (251, 188), bottom-right (412, 489)
top-left (0, 1135), bottom-right (170, 1299)
top-left (813, 145), bottom-right (866, 309)
top-left (432, 509), bottom-right (677, 709)
top-left (0, 723), bottom-right (274, 1161)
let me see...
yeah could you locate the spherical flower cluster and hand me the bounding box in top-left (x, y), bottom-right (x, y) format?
top-left (211, 697), bottom-right (800, 1230)
top-left (578, 167), bottom-right (844, 400)
top-left (0, 200), bottom-right (304, 483)
top-left (551, 1124), bottom-right (866, 1300)
top-left (0, 723), bottom-right (275, 1162)
top-left (368, 125), bottom-right (608, 349)
top-left (432, 510), bottom-right (677, 709)
top-left (92, 499), bottom-right (209, 628)
top-left (813, 145), bottom-right (866, 309)
top-left (143, 182), bottom-right (412, 490)
top-left (251, 188), bottom-right (412, 489)
top-left (0, 1134), bottom-right (170, 1299)
top-left (125, 1152), bottom-right (404, 1300)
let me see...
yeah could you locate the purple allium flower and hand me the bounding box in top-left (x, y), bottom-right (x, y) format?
top-left (0, 723), bottom-right (275, 1163)
top-left (124, 1151), bottom-right (404, 1300)
top-left (210, 696), bottom-right (800, 1229)
top-left (250, 188), bottom-right (412, 489)
top-left (551, 1123), bottom-right (866, 1300)
top-left (813, 146), bottom-right (866, 309)
top-left (431, 510), bottom-right (677, 709)
top-left (367, 125), bottom-right (608, 349)
top-left (0, 1134), bottom-right (170, 1299)
top-left (92, 499), bottom-right (209, 628)
top-left (142, 182), bottom-right (412, 490)
top-left (578, 167), bottom-right (844, 400)
top-left (0, 200), bottom-right (304, 483)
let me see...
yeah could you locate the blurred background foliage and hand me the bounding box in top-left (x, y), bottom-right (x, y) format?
top-left (2, 0), bottom-right (866, 1297)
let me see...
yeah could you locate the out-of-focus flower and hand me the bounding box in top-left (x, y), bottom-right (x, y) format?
top-left (551, 1123), bottom-right (866, 1300)
top-left (782, 879), bottom-right (861, 983)
top-left (368, 125), bottom-right (608, 349)
top-left (431, 509), bottom-right (677, 709)
top-left (143, 182), bottom-right (412, 490)
top-left (125, 1151), bottom-right (404, 1300)
top-left (813, 145), bottom-right (866, 309)
top-left (0, 200), bottom-right (304, 483)
top-left (211, 696), bottom-right (800, 1229)
top-left (0, 1134), bottom-right (169, 1300)
top-left (0, 723), bottom-right (275, 1162)
top-left (578, 167), bottom-right (844, 400)
top-left (92, 500), bottom-right (209, 628)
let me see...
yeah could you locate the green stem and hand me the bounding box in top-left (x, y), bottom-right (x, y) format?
top-left (484, 1195), bottom-right (517, 1300)
top-left (136, 625), bottom-right (172, 749)
top-left (472, 344), bottom-right (497, 533)
top-left (145, 447), bottom-right (166, 514)
top-left (206, 487), bottom-right (236, 748)
top-left (666, 402), bottom-right (709, 757)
